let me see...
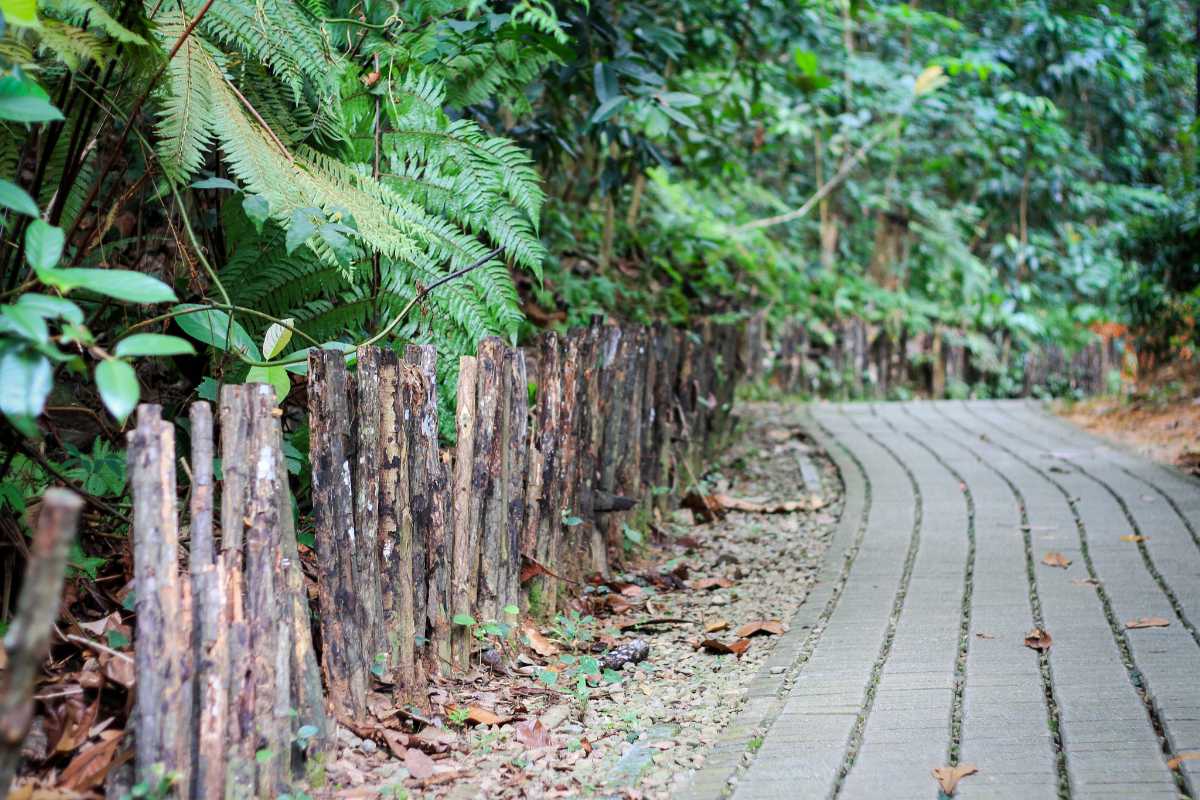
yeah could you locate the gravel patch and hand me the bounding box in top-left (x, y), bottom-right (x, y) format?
top-left (316, 402), bottom-right (843, 799)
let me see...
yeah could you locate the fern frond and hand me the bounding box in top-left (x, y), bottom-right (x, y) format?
top-left (42, 0), bottom-right (146, 45)
top-left (152, 9), bottom-right (217, 186)
top-left (35, 20), bottom-right (107, 69)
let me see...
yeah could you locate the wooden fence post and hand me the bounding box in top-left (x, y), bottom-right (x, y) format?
top-left (307, 351), bottom-right (370, 721)
top-left (406, 345), bottom-right (451, 675)
top-left (0, 489), bottom-right (81, 799)
top-left (450, 356), bottom-right (479, 668)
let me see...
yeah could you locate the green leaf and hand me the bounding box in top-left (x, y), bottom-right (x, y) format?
top-left (191, 176), bottom-right (239, 191)
top-left (0, 76), bottom-right (63, 123)
top-left (0, 348), bottom-right (52, 435)
top-left (262, 319), bottom-right (293, 358)
top-left (590, 96), bottom-right (628, 125)
top-left (37, 267), bottom-right (176, 303)
top-left (503, 604), bottom-right (520, 616)
top-left (602, 668), bottom-right (623, 684)
top-left (16, 293), bottom-right (82, 324)
top-left (95, 359), bottom-right (139, 423)
top-left (255, 749), bottom-right (273, 765)
top-left (197, 376), bottom-right (219, 401)
top-left (1, 304), bottom-right (48, 343)
top-left (537, 669), bottom-right (559, 686)
top-left (173, 304), bottom-right (261, 358)
top-left (452, 613), bottom-right (477, 627)
top-left (286, 208), bottom-right (319, 255)
top-left (245, 365), bottom-right (290, 403)
top-left (0, 178), bottom-right (39, 216)
top-left (114, 333), bottom-right (196, 358)
top-left (106, 629), bottom-right (130, 649)
top-left (242, 194), bottom-right (270, 232)
top-left (0, 0), bottom-right (38, 27)
top-left (562, 515), bottom-right (583, 527)
top-left (24, 219), bottom-right (63, 271)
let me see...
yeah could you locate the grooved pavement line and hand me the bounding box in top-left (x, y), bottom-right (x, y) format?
top-left (681, 401), bottom-right (1198, 800)
top-left (964, 401), bottom-right (1200, 793)
top-left (894, 403), bottom-right (1063, 799)
top-left (940, 402), bottom-right (1188, 798)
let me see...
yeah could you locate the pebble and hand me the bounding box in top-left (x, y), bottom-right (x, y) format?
top-left (770, 666), bottom-right (786, 675)
top-left (359, 739), bottom-right (377, 755)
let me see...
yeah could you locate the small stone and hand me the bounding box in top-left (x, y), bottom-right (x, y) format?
top-left (770, 666), bottom-right (786, 675)
top-left (359, 738), bottom-right (377, 755)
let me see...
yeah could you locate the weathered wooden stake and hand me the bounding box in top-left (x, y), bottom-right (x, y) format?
top-left (450, 356), bottom-right (479, 668)
top-left (0, 489), bottom-right (81, 799)
top-left (307, 351), bottom-right (369, 721)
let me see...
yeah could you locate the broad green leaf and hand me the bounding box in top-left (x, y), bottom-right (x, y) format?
top-left (1, 304), bottom-right (48, 343)
top-left (286, 208), bottom-right (319, 255)
top-left (243, 194), bottom-right (270, 232)
top-left (245, 365), bottom-right (290, 403)
top-left (660, 92), bottom-right (700, 108)
top-left (173, 304), bottom-right (260, 358)
top-left (0, 348), bottom-right (52, 436)
top-left (503, 604), bottom-right (520, 616)
top-left (590, 96), bottom-right (628, 125)
top-left (262, 318), bottom-right (294, 358)
top-left (17, 292), bottom-right (83, 324)
top-left (24, 219), bottom-right (63, 271)
top-left (452, 613), bottom-right (476, 626)
top-left (37, 267), bottom-right (176, 303)
top-left (0, 178), bottom-right (38, 216)
top-left (0, 83), bottom-right (63, 123)
top-left (114, 333), bottom-right (196, 358)
top-left (191, 176), bottom-right (239, 191)
top-left (0, 0), bottom-right (38, 26)
top-left (95, 358), bottom-right (139, 422)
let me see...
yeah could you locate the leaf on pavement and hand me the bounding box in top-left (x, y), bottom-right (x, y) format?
top-left (1041, 552), bottom-right (1071, 569)
top-left (932, 763), bottom-right (977, 795)
top-left (704, 618), bottom-right (729, 633)
top-left (1071, 578), bottom-right (1100, 587)
top-left (514, 718), bottom-right (552, 749)
top-left (1023, 628), bottom-right (1052, 652)
top-left (735, 620), bottom-right (786, 637)
top-left (974, 632), bottom-right (995, 640)
top-left (1168, 752), bottom-right (1200, 770)
top-left (1124, 617), bottom-right (1170, 629)
top-left (404, 747), bottom-right (436, 779)
top-left (1119, 534), bottom-right (1147, 543)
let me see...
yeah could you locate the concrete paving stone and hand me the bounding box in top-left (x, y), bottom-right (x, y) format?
top-left (684, 401), bottom-right (1198, 800)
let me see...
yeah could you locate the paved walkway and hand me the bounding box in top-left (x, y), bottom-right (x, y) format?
top-left (685, 400), bottom-right (1200, 800)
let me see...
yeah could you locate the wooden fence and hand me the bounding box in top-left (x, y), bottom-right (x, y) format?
top-left (127, 319), bottom-right (742, 796)
top-left (744, 313), bottom-right (1123, 398)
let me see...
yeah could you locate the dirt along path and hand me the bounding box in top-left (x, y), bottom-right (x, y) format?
top-left (318, 402), bottom-right (844, 798)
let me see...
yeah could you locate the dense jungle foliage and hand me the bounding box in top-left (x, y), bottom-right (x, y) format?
top-left (0, 0), bottom-right (1196, 555)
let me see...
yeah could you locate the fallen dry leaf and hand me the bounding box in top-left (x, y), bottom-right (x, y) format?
top-left (1168, 752), bottom-right (1200, 769)
top-left (514, 718), bottom-right (552, 749)
top-left (698, 638), bottom-right (751, 657)
top-left (1125, 617), bottom-right (1170, 629)
top-left (521, 624), bottom-right (560, 658)
top-left (58, 729), bottom-right (122, 791)
top-left (704, 618), bottom-right (729, 633)
top-left (404, 747), bottom-right (436, 779)
top-left (974, 632), bottom-right (995, 640)
top-left (412, 725), bottom-right (456, 751)
top-left (580, 737), bottom-right (593, 755)
top-left (446, 705), bottom-right (509, 726)
top-left (381, 729), bottom-right (410, 758)
top-left (691, 577), bottom-right (734, 591)
top-left (735, 620), bottom-right (786, 638)
top-left (711, 493), bottom-right (822, 514)
top-left (1041, 552), bottom-right (1071, 569)
top-left (1071, 578), bottom-right (1100, 587)
top-left (1024, 628), bottom-right (1053, 652)
top-left (932, 763), bottom-right (978, 795)
top-left (1120, 534), bottom-right (1147, 543)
